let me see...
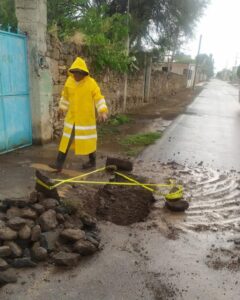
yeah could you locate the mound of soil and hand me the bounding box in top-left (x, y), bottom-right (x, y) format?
top-left (95, 185), bottom-right (155, 225)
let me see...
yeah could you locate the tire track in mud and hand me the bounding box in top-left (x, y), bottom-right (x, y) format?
top-left (134, 161), bottom-right (240, 232)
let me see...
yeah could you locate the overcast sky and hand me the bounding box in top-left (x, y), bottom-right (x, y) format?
top-left (183, 0), bottom-right (240, 72)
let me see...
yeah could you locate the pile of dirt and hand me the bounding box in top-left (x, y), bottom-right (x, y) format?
top-left (0, 190), bottom-right (100, 286)
top-left (95, 185), bottom-right (155, 225)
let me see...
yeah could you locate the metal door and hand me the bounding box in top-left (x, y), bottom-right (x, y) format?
top-left (0, 30), bottom-right (32, 154)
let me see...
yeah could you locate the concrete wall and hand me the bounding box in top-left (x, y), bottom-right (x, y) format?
top-left (15, 0), bottom-right (52, 144)
top-left (170, 63), bottom-right (189, 76)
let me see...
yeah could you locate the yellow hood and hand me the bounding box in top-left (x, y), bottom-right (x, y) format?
top-left (69, 57), bottom-right (89, 74)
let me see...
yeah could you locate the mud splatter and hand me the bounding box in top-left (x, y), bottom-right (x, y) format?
top-left (206, 245), bottom-right (240, 271)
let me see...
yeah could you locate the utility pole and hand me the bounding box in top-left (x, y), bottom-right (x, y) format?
top-left (193, 35), bottom-right (202, 90)
top-left (123, 0), bottom-right (130, 111)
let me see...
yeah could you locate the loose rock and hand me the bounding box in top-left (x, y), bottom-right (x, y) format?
top-left (12, 257), bottom-right (37, 268)
top-left (0, 269), bottom-right (17, 284)
top-left (31, 203), bottom-right (45, 215)
top-left (0, 246), bottom-right (11, 258)
top-left (0, 212), bottom-right (6, 221)
top-left (0, 258), bottom-right (8, 270)
top-left (56, 213), bottom-right (65, 223)
top-left (41, 231), bottom-right (59, 251)
top-left (31, 225), bottom-right (41, 242)
top-left (18, 225), bottom-right (31, 240)
top-left (64, 221), bottom-right (75, 229)
top-left (4, 241), bottom-right (22, 258)
top-left (21, 208), bottom-right (37, 219)
top-left (40, 198), bottom-right (59, 210)
top-left (85, 234), bottom-right (100, 248)
top-left (29, 191), bottom-right (39, 204)
top-left (73, 240), bottom-right (97, 255)
top-left (52, 251), bottom-right (80, 267)
top-left (31, 246), bottom-right (48, 261)
top-left (39, 210), bottom-right (58, 232)
top-left (0, 227), bottom-right (18, 240)
top-left (60, 228), bottom-right (86, 242)
top-left (7, 217), bottom-right (26, 230)
top-left (80, 213), bottom-right (97, 229)
top-left (0, 220), bottom-right (5, 228)
top-left (6, 207), bottom-right (22, 219)
top-left (24, 219), bottom-right (35, 228)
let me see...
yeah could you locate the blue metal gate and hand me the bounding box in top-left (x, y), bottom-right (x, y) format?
top-left (0, 30), bottom-right (32, 154)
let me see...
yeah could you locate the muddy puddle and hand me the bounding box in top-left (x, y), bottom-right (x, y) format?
top-left (133, 160), bottom-right (240, 234)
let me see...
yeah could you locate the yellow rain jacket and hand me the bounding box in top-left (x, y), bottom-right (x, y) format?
top-left (59, 57), bottom-right (108, 155)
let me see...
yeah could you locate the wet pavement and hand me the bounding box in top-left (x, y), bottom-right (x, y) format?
top-left (141, 79), bottom-right (240, 171)
top-left (1, 81), bottom-right (240, 299)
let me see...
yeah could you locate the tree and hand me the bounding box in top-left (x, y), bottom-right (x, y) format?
top-left (103, 0), bottom-right (209, 51)
top-left (47, 0), bottom-right (91, 38)
top-left (78, 6), bottom-right (130, 72)
top-left (174, 52), bottom-right (195, 64)
top-left (196, 53), bottom-right (214, 79)
top-left (0, 0), bottom-right (17, 31)
top-left (47, 0), bottom-right (209, 52)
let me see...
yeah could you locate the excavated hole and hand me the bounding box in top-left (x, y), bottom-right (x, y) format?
top-left (95, 185), bottom-right (155, 226)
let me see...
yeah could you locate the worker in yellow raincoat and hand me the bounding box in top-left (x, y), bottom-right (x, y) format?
top-left (50, 57), bottom-right (108, 171)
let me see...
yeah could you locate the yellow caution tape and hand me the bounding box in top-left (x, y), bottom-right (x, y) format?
top-left (115, 171), bottom-right (154, 192)
top-left (35, 166), bottom-right (183, 200)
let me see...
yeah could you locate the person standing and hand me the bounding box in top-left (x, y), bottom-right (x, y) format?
top-left (50, 57), bottom-right (108, 172)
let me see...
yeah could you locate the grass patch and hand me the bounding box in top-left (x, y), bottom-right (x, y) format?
top-left (108, 114), bottom-right (132, 126)
top-left (98, 114), bottom-right (132, 139)
top-left (120, 132), bottom-right (161, 147)
top-left (120, 132), bottom-right (162, 157)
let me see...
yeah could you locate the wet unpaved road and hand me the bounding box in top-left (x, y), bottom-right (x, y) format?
top-left (141, 79), bottom-right (240, 171)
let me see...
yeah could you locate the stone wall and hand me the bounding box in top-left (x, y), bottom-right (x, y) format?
top-left (46, 34), bottom-right (187, 139)
top-left (150, 70), bottom-right (187, 102)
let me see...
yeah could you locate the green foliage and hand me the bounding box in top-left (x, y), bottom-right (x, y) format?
top-left (47, 0), bottom-right (209, 70)
top-left (108, 114), bottom-right (131, 126)
top-left (175, 52), bottom-right (195, 64)
top-left (120, 132), bottom-right (161, 147)
top-left (128, 0), bottom-right (209, 51)
top-left (98, 114), bottom-right (131, 138)
top-left (0, 0), bottom-right (17, 31)
top-left (79, 6), bottom-right (130, 72)
top-left (119, 131), bottom-right (162, 157)
top-left (196, 53), bottom-right (214, 78)
top-left (47, 0), bottom-right (90, 39)
top-left (47, 2), bottom-right (130, 72)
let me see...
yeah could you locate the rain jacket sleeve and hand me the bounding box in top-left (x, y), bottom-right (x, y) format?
top-left (59, 84), bottom-right (70, 112)
top-left (92, 80), bottom-right (108, 114)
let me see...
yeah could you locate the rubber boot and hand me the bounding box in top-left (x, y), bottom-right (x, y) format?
top-left (49, 151), bottom-right (66, 172)
top-left (82, 152), bottom-right (96, 170)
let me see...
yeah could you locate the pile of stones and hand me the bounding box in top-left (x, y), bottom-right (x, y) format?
top-left (0, 191), bottom-right (100, 285)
